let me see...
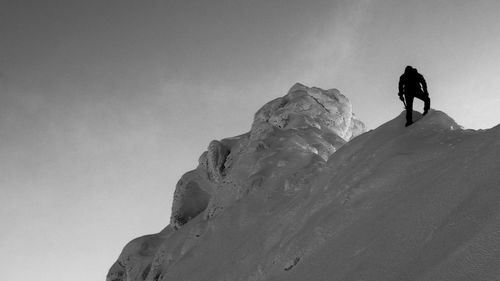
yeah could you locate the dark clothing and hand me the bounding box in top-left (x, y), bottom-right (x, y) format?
top-left (399, 71), bottom-right (427, 94)
top-left (398, 69), bottom-right (430, 125)
top-left (403, 91), bottom-right (430, 125)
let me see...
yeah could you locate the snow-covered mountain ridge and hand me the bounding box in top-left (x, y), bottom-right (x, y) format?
top-left (108, 84), bottom-right (500, 281)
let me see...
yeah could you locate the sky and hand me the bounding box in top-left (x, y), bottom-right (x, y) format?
top-left (1, 1), bottom-right (500, 280)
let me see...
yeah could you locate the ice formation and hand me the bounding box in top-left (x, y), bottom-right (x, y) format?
top-left (107, 84), bottom-right (500, 281)
top-left (170, 83), bottom-right (365, 230)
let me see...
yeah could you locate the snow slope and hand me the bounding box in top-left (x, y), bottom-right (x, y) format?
top-left (108, 85), bottom-right (500, 281)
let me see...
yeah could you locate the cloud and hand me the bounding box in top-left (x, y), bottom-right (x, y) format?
top-left (290, 0), bottom-right (373, 86)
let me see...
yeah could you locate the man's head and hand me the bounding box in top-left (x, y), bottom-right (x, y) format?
top-left (405, 65), bottom-right (413, 73)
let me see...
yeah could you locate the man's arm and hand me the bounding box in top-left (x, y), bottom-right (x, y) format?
top-left (398, 75), bottom-right (405, 101)
top-left (398, 75), bottom-right (404, 94)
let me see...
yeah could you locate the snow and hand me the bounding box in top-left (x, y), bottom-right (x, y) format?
top-left (108, 85), bottom-right (500, 281)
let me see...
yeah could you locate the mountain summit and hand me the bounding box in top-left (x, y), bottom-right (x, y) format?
top-left (108, 84), bottom-right (500, 281)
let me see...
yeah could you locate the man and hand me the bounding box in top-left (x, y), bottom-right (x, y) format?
top-left (398, 66), bottom-right (431, 127)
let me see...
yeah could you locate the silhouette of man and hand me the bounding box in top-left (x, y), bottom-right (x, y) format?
top-left (398, 66), bottom-right (431, 127)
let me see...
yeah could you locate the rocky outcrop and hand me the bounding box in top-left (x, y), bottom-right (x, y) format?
top-left (251, 83), bottom-right (365, 141)
top-left (199, 140), bottom-right (231, 183)
top-left (107, 83), bottom-right (366, 281)
top-left (170, 83), bottom-right (366, 228)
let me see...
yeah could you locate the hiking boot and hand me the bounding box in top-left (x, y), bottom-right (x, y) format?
top-left (405, 121), bottom-right (413, 127)
top-left (423, 109), bottom-right (429, 116)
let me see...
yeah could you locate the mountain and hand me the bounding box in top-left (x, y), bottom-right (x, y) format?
top-left (107, 84), bottom-right (500, 281)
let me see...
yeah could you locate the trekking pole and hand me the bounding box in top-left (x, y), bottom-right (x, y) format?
top-left (402, 99), bottom-right (407, 109)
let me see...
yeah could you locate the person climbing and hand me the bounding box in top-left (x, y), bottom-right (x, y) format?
top-left (398, 65), bottom-right (431, 127)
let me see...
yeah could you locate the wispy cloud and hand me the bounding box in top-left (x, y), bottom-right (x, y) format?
top-left (290, 0), bottom-right (373, 86)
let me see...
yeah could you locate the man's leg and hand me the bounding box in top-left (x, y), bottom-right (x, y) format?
top-left (415, 91), bottom-right (431, 115)
top-left (423, 94), bottom-right (430, 114)
top-left (404, 94), bottom-right (414, 126)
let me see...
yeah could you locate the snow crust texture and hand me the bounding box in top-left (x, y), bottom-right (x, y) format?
top-left (108, 84), bottom-right (500, 281)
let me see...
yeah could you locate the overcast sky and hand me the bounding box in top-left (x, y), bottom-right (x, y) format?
top-left (2, 1), bottom-right (500, 280)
